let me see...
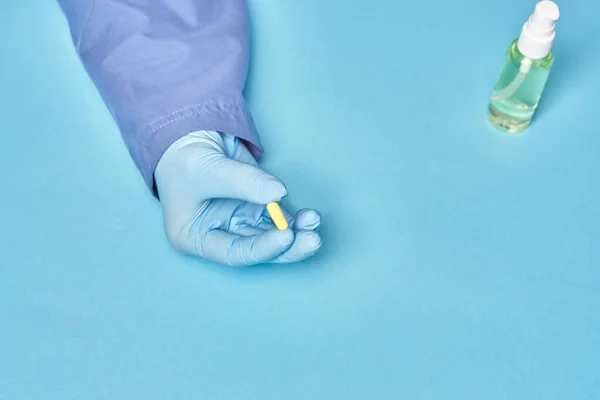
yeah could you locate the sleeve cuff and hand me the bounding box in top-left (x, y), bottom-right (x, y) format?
top-left (137, 99), bottom-right (263, 197)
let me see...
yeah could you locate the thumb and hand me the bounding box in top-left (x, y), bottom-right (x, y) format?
top-left (205, 157), bottom-right (288, 204)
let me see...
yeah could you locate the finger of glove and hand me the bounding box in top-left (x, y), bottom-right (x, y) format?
top-left (209, 158), bottom-right (287, 205)
top-left (290, 209), bottom-right (321, 231)
top-left (233, 225), bottom-right (264, 236)
top-left (201, 228), bottom-right (294, 267)
top-left (270, 231), bottom-right (322, 264)
top-left (258, 207), bottom-right (321, 231)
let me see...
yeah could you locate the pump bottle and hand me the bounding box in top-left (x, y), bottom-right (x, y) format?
top-left (488, 1), bottom-right (560, 133)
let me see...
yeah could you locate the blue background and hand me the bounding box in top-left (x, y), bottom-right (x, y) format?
top-left (1, 0), bottom-right (599, 398)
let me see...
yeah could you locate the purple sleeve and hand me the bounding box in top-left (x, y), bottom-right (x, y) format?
top-left (57, 0), bottom-right (262, 193)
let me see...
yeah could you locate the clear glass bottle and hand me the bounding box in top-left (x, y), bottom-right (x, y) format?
top-left (487, 1), bottom-right (559, 133)
top-left (488, 40), bottom-right (554, 133)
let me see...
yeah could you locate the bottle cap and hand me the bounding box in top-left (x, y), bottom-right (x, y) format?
top-left (517, 1), bottom-right (560, 59)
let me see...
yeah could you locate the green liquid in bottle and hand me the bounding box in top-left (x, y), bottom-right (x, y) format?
top-left (488, 39), bottom-right (554, 133)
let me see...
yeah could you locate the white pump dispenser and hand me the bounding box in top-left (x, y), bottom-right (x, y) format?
top-left (517, 0), bottom-right (560, 60)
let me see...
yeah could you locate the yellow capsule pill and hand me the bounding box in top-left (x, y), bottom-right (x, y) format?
top-left (266, 202), bottom-right (288, 230)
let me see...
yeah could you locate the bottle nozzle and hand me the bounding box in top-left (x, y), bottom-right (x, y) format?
top-left (530, 1), bottom-right (560, 31)
top-left (517, 1), bottom-right (560, 59)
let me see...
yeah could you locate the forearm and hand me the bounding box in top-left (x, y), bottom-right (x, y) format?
top-left (57, 0), bottom-right (262, 192)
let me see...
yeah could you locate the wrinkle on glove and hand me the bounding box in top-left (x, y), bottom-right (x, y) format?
top-left (155, 130), bottom-right (322, 266)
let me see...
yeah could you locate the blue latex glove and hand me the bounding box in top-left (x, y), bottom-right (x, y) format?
top-left (155, 130), bottom-right (322, 266)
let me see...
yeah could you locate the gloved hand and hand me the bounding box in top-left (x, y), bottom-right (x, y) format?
top-left (154, 130), bottom-right (322, 266)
